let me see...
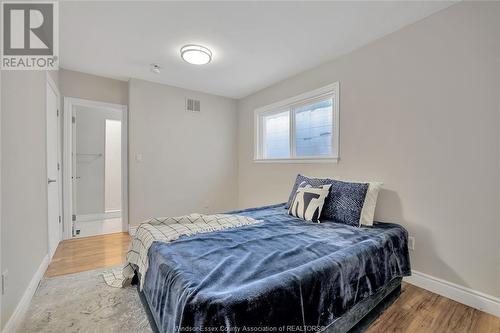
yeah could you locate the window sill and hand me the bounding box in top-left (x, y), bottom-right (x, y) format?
top-left (253, 157), bottom-right (339, 164)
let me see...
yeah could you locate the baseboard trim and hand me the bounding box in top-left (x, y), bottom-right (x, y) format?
top-left (129, 226), bottom-right (137, 236)
top-left (404, 270), bottom-right (500, 317)
top-left (2, 254), bottom-right (49, 333)
top-left (76, 211), bottom-right (121, 222)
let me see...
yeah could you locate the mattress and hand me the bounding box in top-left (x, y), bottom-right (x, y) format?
top-left (142, 204), bottom-right (411, 332)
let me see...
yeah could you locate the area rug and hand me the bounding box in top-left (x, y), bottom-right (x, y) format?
top-left (20, 267), bottom-right (152, 332)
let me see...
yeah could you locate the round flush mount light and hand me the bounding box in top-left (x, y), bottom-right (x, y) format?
top-left (180, 44), bottom-right (212, 65)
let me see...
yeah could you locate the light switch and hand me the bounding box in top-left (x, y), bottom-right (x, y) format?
top-left (135, 153), bottom-right (143, 162)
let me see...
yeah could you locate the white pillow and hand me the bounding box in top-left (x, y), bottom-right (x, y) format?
top-left (359, 182), bottom-right (383, 226)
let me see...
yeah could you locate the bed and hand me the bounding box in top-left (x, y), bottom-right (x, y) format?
top-left (135, 203), bottom-right (411, 333)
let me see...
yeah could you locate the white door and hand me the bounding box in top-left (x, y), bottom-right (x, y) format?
top-left (71, 108), bottom-right (77, 236)
top-left (47, 80), bottom-right (61, 258)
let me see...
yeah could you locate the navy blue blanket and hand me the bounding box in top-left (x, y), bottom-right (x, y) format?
top-left (143, 204), bottom-right (411, 332)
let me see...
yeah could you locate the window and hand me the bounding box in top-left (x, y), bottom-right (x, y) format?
top-left (254, 82), bottom-right (339, 162)
top-left (262, 110), bottom-right (290, 159)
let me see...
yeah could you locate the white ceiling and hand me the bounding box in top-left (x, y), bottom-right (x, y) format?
top-left (60, 1), bottom-right (455, 99)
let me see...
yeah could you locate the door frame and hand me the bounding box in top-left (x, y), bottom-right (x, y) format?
top-left (63, 97), bottom-right (128, 239)
top-left (46, 73), bottom-right (63, 258)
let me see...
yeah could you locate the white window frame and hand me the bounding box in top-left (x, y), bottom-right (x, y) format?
top-left (254, 82), bottom-right (339, 163)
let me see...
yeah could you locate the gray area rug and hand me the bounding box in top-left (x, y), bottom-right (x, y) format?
top-left (20, 267), bottom-right (153, 333)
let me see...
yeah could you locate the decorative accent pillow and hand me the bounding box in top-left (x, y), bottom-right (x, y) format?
top-left (285, 174), bottom-right (332, 209)
top-left (285, 174), bottom-right (374, 226)
top-left (359, 182), bottom-right (383, 226)
top-left (322, 180), bottom-right (369, 226)
top-left (288, 183), bottom-right (331, 222)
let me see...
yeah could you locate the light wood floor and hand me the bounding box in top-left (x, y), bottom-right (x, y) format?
top-left (45, 232), bottom-right (131, 277)
top-left (45, 232), bottom-right (500, 332)
top-left (367, 284), bottom-right (500, 333)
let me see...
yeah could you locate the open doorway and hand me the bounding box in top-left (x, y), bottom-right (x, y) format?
top-left (63, 98), bottom-right (128, 239)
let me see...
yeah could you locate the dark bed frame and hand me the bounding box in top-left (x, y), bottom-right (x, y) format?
top-left (133, 272), bottom-right (402, 333)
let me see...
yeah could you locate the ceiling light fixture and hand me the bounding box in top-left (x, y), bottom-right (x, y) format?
top-left (151, 63), bottom-right (161, 74)
top-left (180, 44), bottom-right (212, 65)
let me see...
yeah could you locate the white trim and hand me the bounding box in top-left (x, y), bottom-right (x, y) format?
top-left (63, 97), bottom-right (128, 239)
top-left (404, 270), bottom-right (500, 317)
top-left (121, 101), bottom-right (129, 233)
top-left (1, 255), bottom-right (49, 333)
top-left (254, 82), bottom-right (340, 162)
top-left (254, 157), bottom-right (339, 164)
top-left (62, 98), bottom-right (72, 239)
top-left (64, 97), bottom-right (126, 113)
top-left (45, 73), bottom-right (62, 260)
top-left (75, 211), bottom-right (121, 222)
top-left (0, 67), bottom-right (3, 329)
top-left (128, 226), bottom-right (137, 236)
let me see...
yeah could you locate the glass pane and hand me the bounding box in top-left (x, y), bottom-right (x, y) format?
top-left (294, 99), bottom-right (333, 157)
top-left (263, 111), bottom-right (290, 159)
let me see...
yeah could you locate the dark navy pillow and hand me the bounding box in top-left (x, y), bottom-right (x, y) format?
top-left (285, 174), bottom-right (369, 226)
top-left (322, 180), bottom-right (369, 226)
top-left (285, 174), bottom-right (332, 209)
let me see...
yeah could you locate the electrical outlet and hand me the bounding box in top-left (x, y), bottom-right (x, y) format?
top-left (408, 236), bottom-right (415, 251)
top-left (2, 270), bottom-right (8, 294)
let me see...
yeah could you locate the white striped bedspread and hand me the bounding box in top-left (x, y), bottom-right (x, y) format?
top-left (123, 213), bottom-right (262, 289)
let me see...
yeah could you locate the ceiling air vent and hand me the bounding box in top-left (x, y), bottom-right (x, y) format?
top-left (186, 98), bottom-right (201, 112)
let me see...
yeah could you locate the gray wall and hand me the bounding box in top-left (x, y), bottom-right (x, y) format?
top-left (129, 79), bottom-right (238, 226)
top-left (1, 71), bottom-right (49, 327)
top-left (60, 69), bottom-right (128, 105)
top-left (74, 105), bottom-right (122, 215)
top-left (237, 2), bottom-right (500, 297)
top-left (59, 68), bottom-right (128, 219)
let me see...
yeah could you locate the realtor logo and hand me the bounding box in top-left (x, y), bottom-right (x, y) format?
top-left (1, 1), bottom-right (58, 70)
